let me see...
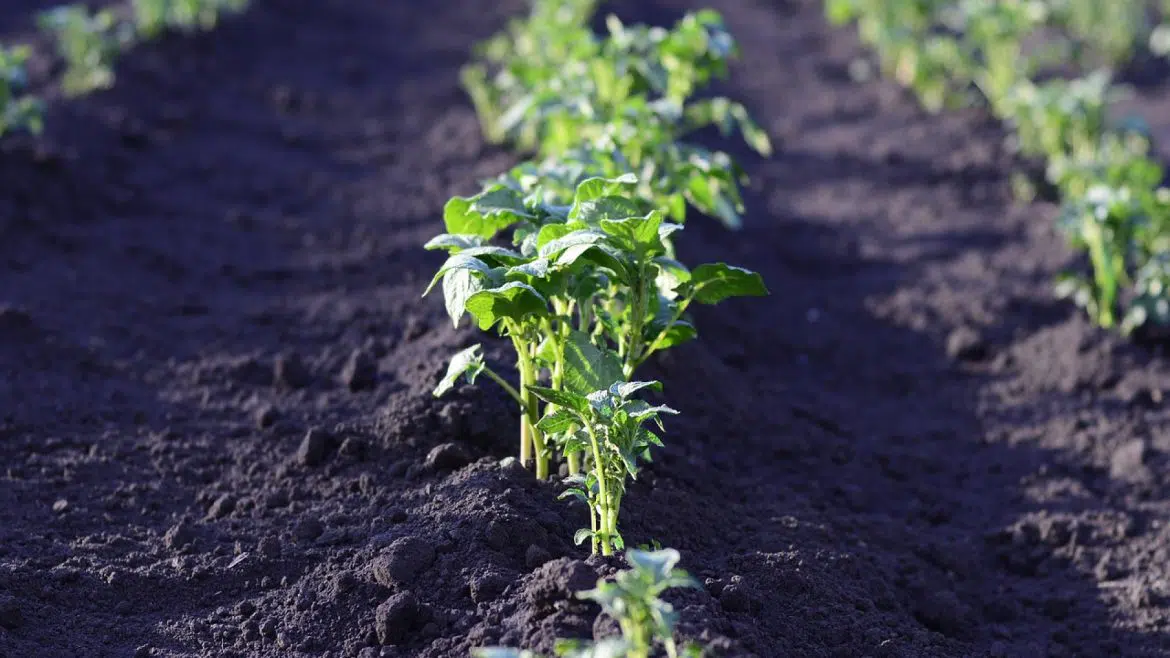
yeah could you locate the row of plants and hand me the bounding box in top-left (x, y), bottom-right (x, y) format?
top-left (427, 0), bottom-right (769, 557)
top-left (422, 1), bottom-right (773, 655)
top-left (827, 0), bottom-right (1170, 335)
top-left (40, 0), bottom-right (250, 96)
top-left (0, 0), bottom-right (249, 141)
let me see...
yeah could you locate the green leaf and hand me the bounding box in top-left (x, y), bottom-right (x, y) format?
top-left (569, 174), bottom-right (638, 218)
top-left (423, 233), bottom-right (484, 252)
top-left (527, 385), bottom-right (590, 414)
top-left (538, 229), bottom-right (607, 259)
top-left (623, 399), bottom-right (679, 420)
top-left (626, 547), bottom-right (681, 582)
top-left (656, 320), bottom-right (697, 349)
top-left (465, 282), bottom-right (548, 330)
top-left (442, 268), bottom-right (487, 327)
top-left (573, 528), bottom-right (594, 546)
top-left (562, 331), bottom-right (623, 395)
top-left (535, 222), bottom-right (578, 249)
top-left (537, 409), bottom-right (580, 433)
top-left (689, 263), bottom-right (768, 303)
top-left (557, 488), bottom-right (589, 505)
top-left (423, 253), bottom-right (495, 297)
top-left (507, 258), bottom-right (551, 280)
top-left (457, 246), bottom-right (528, 266)
top-left (599, 211), bottom-right (664, 252)
top-left (609, 380), bottom-right (662, 399)
top-left (573, 196), bottom-right (645, 224)
top-left (443, 190), bottom-right (528, 239)
top-left (433, 344), bottom-right (485, 397)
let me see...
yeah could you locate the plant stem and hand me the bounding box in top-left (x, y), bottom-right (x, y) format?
top-left (585, 424), bottom-right (612, 556)
top-left (480, 366), bottom-right (522, 404)
top-left (622, 268), bottom-right (650, 378)
top-left (515, 337), bottom-right (549, 479)
top-left (631, 292), bottom-right (695, 373)
top-left (511, 333), bottom-right (535, 471)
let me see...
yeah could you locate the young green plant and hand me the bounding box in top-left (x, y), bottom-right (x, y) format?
top-left (426, 175), bottom-right (766, 480)
top-left (530, 381), bottom-right (676, 556)
top-left (0, 46), bottom-right (42, 137)
top-left (463, 2), bottom-right (771, 229)
top-left (472, 548), bottom-right (705, 658)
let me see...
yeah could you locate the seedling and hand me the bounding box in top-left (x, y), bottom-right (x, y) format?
top-left (831, 0), bottom-right (1170, 336)
top-left (39, 5), bottom-right (134, 96)
top-left (530, 381), bottom-right (676, 556)
top-left (0, 46), bottom-right (43, 137)
top-left (462, 1), bottom-right (771, 229)
top-left (132, 0), bottom-right (249, 38)
top-left (472, 548), bottom-right (704, 658)
top-left (425, 176), bottom-right (766, 479)
top-left (41, 0), bottom-right (250, 97)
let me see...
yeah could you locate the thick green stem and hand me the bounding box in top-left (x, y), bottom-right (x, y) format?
top-left (589, 490), bottom-right (599, 555)
top-left (515, 338), bottom-right (549, 480)
top-left (1084, 220), bottom-right (1117, 328)
top-left (585, 424), bottom-right (612, 556)
top-left (622, 269), bottom-right (650, 379)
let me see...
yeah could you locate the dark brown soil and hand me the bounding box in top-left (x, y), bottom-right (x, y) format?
top-left (3, 0), bottom-right (1170, 656)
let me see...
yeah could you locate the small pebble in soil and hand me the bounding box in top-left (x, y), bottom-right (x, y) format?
top-left (1110, 439), bottom-right (1151, 482)
top-left (257, 536), bottom-right (282, 558)
top-left (273, 352), bottom-right (311, 389)
top-left (205, 494), bottom-right (235, 520)
top-left (51, 499), bottom-right (68, 514)
top-left (425, 443), bottom-right (470, 472)
top-left (1124, 386), bottom-right (1163, 409)
top-left (469, 572), bottom-right (508, 603)
top-left (298, 427), bottom-right (335, 467)
top-left (164, 521), bottom-right (196, 551)
top-left (254, 405), bottom-right (280, 429)
top-left (946, 326), bottom-right (987, 361)
top-left (339, 436), bottom-right (366, 460)
top-left (341, 349), bottom-right (378, 391)
top-left (375, 591), bottom-right (426, 645)
top-left (371, 537), bottom-right (435, 587)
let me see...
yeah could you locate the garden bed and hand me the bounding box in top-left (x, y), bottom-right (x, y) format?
top-left (2, 0), bottom-right (1170, 656)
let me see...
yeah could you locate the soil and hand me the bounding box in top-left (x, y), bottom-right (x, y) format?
top-left (3, 0), bottom-right (1170, 656)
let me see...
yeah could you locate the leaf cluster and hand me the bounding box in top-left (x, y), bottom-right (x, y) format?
top-left (472, 548), bottom-right (705, 658)
top-left (40, 0), bottom-right (249, 97)
top-left (461, 1), bottom-right (771, 229)
top-left (425, 173), bottom-right (766, 518)
top-left (0, 46), bottom-right (42, 137)
top-left (828, 0), bottom-right (1170, 336)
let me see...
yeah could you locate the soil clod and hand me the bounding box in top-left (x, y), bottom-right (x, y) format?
top-left (341, 349), bottom-right (378, 391)
top-left (298, 427), bottom-right (335, 467)
top-left (274, 352), bottom-right (312, 389)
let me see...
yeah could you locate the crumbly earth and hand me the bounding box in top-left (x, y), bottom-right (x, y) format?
top-left (3, 0), bottom-right (1170, 656)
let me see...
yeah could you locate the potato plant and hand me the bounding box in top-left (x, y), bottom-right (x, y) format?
top-left (41, 0), bottom-right (249, 97)
top-left (425, 175), bottom-right (766, 481)
top-left (829, 0), bottom-right (1170, 337)
top-left (39, 5), bottom-right (133, 96)
top-left (462, 0), bottom-right (771, 229)
top-left (531, 381), bottom-right (677, 556)
top-left (0, 46), bottom-right (42, 137)
top-left (472, 548), bottom-right (704, 658)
